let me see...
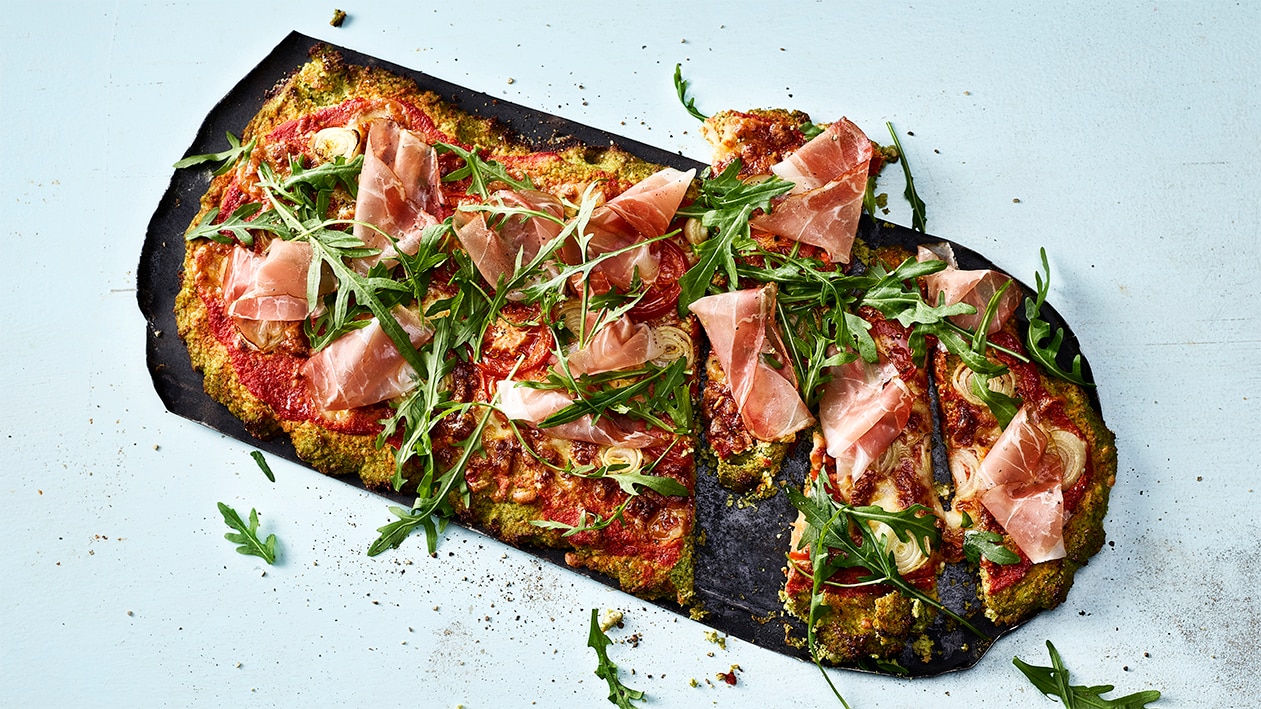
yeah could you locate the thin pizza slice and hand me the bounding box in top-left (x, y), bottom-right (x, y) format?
top-left (921, 243), bottom-right (1116, 625)
top-left (175, 46), bottom-right (702, 603)
top-left (781, 304), bottom-right (946, 663)
top-left (688, 109), bottom-right (887, 496)
top-left (451, 167), bottom-right (702, 603)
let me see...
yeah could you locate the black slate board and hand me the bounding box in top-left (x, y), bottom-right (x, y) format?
top-left (137, 31), bottom-right (1099, 677)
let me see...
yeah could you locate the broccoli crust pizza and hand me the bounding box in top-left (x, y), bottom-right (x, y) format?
top-left (167, 43), bottom-right (1116, 669)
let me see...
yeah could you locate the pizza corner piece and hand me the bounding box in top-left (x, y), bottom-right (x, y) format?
top-left (174, 45), bottom-right (700, 605)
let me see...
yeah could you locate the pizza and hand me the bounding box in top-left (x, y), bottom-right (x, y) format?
top-left (175, 46), bottom-right (700, 603)
top-left (168, 43), bottom-right (1116, 669)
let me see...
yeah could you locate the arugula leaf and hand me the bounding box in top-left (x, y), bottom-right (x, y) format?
top-left (799, 121), bottom-right (825, 140)
top-left (1025, 248), bottom-right (1092, 386)
top-left (963, 530), bottom-right (1020, 565)
top-left (1014, 641), bottom-right (1162, 708)
top-left (787, 475), bottom-right (985, 638)
top-left (673, 64), bottom-right (706, 121)
top-left (250, 450), bottom-right (275, 482)
top-left (675, 161), bottom-right (794, 314)
top-left (173, 131), bottom-right (257, 175)
top-left (283, 153), bottom-right (363, 197)
top-left (368, 397), bottom-right (496, 557)
top-left (183, 203), bottom-right (284, 246)
top-left (217, 502), bottom-right (277, 564)
top-left (963, 281), bottom-right (1024, 428)
top-left (587, 608), bottom-right (645, 708)
top-left (885, 122), bottom-right (926, 232)
top-left (524, 358), bottom-right (689, 433)
top-left (435, 142), bottom-right (534, 199)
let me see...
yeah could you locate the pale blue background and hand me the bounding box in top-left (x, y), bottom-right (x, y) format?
top-left (3, 2), bottom-right (1258, 707)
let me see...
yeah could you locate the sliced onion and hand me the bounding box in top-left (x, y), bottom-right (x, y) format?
top-left (555, 300), bottom-right (586, 336)
top-left (875, 440), bottom-right (910, 476)
top-left (1047, 429), bottom-right (1088, 488)
top-left (683, 217), bottom-right (708, 245)
top-left (310, 127), bottom-right (361, 161)
top-left (600, 446), bottom-right (643, 475)
top-left (952, 362), bottom-right (1016, 408)
top-left (949, 448), bottom-right (982, 499)
top-left (649, 325), bottom-right (695, 368)
top-left (234, 318), bottom-right (289, 352)
top-left (870, 521), bottom-right (931, 575)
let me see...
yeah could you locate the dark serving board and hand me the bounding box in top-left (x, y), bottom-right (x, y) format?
top-left (138, 31), bottom-right (1099, 677)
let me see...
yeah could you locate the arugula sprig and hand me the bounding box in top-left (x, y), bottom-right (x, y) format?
top-left (522, 357), bottom-right (692, 434)
top-left (174, 131), bottom-right (257, 175)
top-left (885, 121), bottom-right (927, 231)
top-left (587, 609), bottom-right (645, 709)
top-left (368, 397), bottom-right (496, 557)
top-left (183, 202), bottom-right (285, 246)
top-left (787, 473), bottom-right (985, 639)
top-left (217, 502), bottom-right (277, 565)
top-left (435, 142), bottom-right (535, 199)
top-left (675, 160), bottom-right (795, 315)
top-left (1014, 641), bottom-right (1161, 708)
top-left (672, 64), bottom-right (706, 122)
top-left (1026, 248), bottom-right (1092, 386)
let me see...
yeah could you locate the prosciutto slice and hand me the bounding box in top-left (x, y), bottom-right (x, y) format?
top-left (495, 380), bottom-right (662, 448)
top-left (454, 189), bottom-right (564, 291)
top-left (579, 167), bottom-right (694, 290)
top-left (223, 240), bottom-right (313, 321)
top-left (972, 406), bottom-right (1067, 563)
top-left (565, 314), bottom-right (654, 377)
top-left (302, 306), bottom-right (433, 411)
top-left (818, 357), bottom-right (915, 481)
top-left (749, 118), bottom-right (872, 263)
top-left (917, 243), bottom-right (1021, 336)
top-left (352, 119), bottom-right (443, 269)
top-left (689, 285), bottom-right (813, 441)
top-left (982, 481), bottom-right (1066, 564)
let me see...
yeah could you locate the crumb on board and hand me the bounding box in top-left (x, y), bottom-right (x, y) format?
top-left (599, 609), bottom-right (624, 633)
top-left (703, 630), bottom-right (727, 650)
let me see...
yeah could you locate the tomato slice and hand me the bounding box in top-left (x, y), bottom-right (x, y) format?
top-left (628, 240), bottom-right (686, 322)
top-left (478, 303), bottom-right (553, 378)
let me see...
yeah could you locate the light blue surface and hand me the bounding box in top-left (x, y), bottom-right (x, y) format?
top-left (3, 2), bottom-right (1258, 707)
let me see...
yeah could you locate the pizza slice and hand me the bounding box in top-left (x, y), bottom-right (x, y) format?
top-left (175, 46), bottom-right (702, 603)
top-left (689, 109), bottom-right (887, 497)
top-left (921, 244), bottom-right (1116, 625)
top-left (779, 303), bottom-right (946, 664)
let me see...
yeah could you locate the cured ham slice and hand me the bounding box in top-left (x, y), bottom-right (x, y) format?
top-left (454, 189), bottom-right (564, 290)
top-left (917, 243), bottom-right (1021, 335)
top-left (749, 118), bottom-right (872, 263)
top-left (973, 407), bottom-right (1049, 490)
top-left (971, 406), bottom-right (1067, 563)
top-left (220, 240), bottom-right (319, 352)
top-left (818, 357), bottom-right (915, 481)
top-left (302, 306), bottom-right (433, 410)
top-left (352, 119), bottom-right (443, 269)
top-left (565, 314), bottom-right (653, 377)
top-left (495, 380), bottom-right (662, 448)
top-left (223, 240), bottom-right (313, 321)
top-left (579, 167), bottom-right (694, 291)
top-left (689, 285), bottom-right (813, 441)
top-left (982, 481), bottom-right (1066, 564)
